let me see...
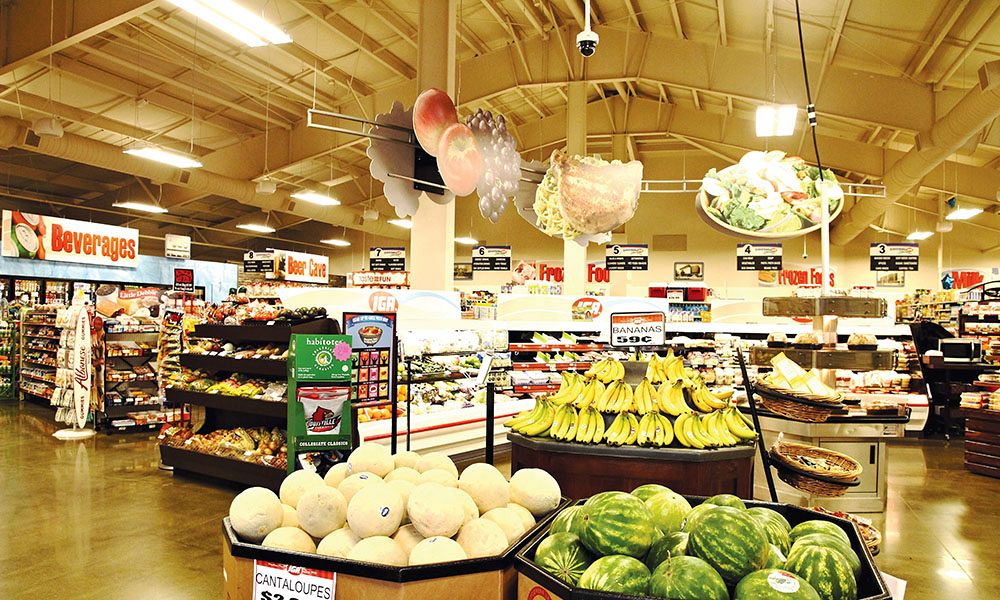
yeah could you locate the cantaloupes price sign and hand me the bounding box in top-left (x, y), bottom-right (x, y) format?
top-left (252, 561), bottom-right (334, 600)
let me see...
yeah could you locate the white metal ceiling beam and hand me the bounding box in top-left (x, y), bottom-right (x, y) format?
top-left (668, 0), bottom-right (685, 39)
top-left (935, 6), bottom-right (1000, 90)
top-left (716, 0), bottom-right (728, 47)
top-left (907, 0), bottom-right (970, 77)
top-left (825, 0), bottom-right (852, 65)
top-left (0, 162), bottom-right (121, 192)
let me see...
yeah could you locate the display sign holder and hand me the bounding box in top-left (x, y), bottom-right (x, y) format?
top-left (343, 312), bottom-right (400, 453)
top-left (609, 311), bottom-right (666, 349)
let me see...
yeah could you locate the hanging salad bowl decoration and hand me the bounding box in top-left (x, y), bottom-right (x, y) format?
top-left (696, 150), bottom-right (844, 239)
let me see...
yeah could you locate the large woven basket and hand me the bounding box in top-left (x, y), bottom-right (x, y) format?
top-left (757, 396), bottom-right (835, 423)
top-left (770, 436), bottom-right (862, 497)
top-left (755, 380), bottom-right (843, 405)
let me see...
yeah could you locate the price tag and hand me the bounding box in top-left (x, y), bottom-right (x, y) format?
top-left (736, 243), bottom-right (782, 271)
top-left (870, 243), bottom-right (919, 271)
top-left (609, 312), bottom-right (666, 348)
top-left (252, 561), bottom-right (335, 600)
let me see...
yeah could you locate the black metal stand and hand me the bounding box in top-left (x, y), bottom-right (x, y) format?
top-left (405, 357), bottom-right (413, 451)
top-left (485, 381), bottom-right (495, 466)
top-left (737, 348), bottom-right (779, 502)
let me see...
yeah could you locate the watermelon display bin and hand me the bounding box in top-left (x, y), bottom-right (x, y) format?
top-left (513, 496), bottom-right (891, 600)
top-left (222, 496), bottom-right (571, 600)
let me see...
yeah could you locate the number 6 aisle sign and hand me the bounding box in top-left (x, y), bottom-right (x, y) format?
top-left (610, 312), bottom-right (666, 348)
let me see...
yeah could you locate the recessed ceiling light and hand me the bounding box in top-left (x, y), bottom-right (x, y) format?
top-left (454, 236), bottom-right (479, 245)
top-left (945, 207), bottom-right (983, 221)
top-left (755, 104), bottom-right (797, 137)
top-left (291, 191), bottom-right (340, 206)
top-left (906, 231), bottom-right (933, 241)
top-left (165, 0), bottom-right (292, 47)
top-left (388, 219), bottom-right (413, 229)
top-left (124, 146), bottom-right (203, 169)
top-left (321, 238), bottom-right (351, 247)
top-left (113, 201), bottom-right (169, 214)
top-left (236, 223), bottom-right (276, 234)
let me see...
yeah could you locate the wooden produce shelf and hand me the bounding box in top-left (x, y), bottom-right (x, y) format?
top-left (762, 296), bottom-right (887, 318)
top-left (180, 353), bottom-right (287, 377)
top-left (962, 408), bottom-right (1000, 479)
top-left (166, 388), bottom-right (287, 418)
top-left (193, 318), bottom-right (336, 343)
top-left (750, 346), bottom-right (896, 371)
top-left (159, 444), bottom-right (285, 491)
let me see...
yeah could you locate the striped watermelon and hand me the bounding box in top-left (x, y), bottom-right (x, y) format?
top-left (644, 531), bottom-right (689, 571)
top-left (704, 493), bottom-right (747, 510)
top-left (649, 555), bottom-right (728, 600)
top-left (748, 507), bottom-right (792, 533)
top-left (549, 505), bottom-right (587, 537)
top-left (533, 532), bottom-right (594, 585)
top-left (784, 545), bottom-right (858, 600)
top-left (580, 493), bottom-right (655, 558)
top-left (789, 520), bottom-right (850, 546)
top-left (764, 543), bottom-right (787, 569)
top-left (584, 491), bottom-right (625, 506)
top-left (645, 490), bottom-right (692, 535)
top-left (631, 483), bottom-right (673, 501)
top-left (688, 506), bottom-right (769, 584)
top-left (680, 502), bottom-right (717, 531)
top-left (790, 533), bottom-right (860, 576)
top-left (578, 555), bottom-right (651, 595)
top-left (750, 511), bottom-right (792, 555)
top-left (735, 569), bottom-right (821, 599)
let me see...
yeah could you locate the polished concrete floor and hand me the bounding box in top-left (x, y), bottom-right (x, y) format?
top-left (2, 402), bottom-right (998, 599)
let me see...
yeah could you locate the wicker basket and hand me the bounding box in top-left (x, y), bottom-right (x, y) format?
top-left (755, 380), bottom-right (843, 405)
top-left (770, 436), bottom-right (863, 497)
top-left (775, 468), bottom-right (852, 497)
top-left (757, 396), bottom-right (835, 423)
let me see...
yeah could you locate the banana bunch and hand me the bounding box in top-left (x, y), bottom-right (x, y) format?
top-left (550, 405), bottom-right (606, 444)
top-left (573, 378), bottom-right (606, 409)
top-left (505, 399), bottom-right (555, 436)
top-left (673, 408), bottom-right (758, 448)
top-left (604, 411), bottom-right (640, 446)
top-left (636, 410), bottom-right (675, 447)
top-left (633, 378), bottom-right (657, 415)
top-left (689, 384), bottom-right (731, 412)
top-left (595, 379), bottom-right (634, 413)
top-left (584, 358), bottom-right (625, 383)
top-left (646, 354), bottom-right (666, 384)
top-left (548, 372), bottom-right (585, 406)
top-left (657, 380), bottom-right (691, 416)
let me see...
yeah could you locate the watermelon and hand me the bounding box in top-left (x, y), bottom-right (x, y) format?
top-left (644, 531), bottom-right (689, 571)
top-left (631, 483), bottom-right (672, 502)
top-left (649, 555), bottom-right (728, 600)
top-left (765, 543), bottom-right (787, 569)
top-left (735, 569), bottom-right (821, 599)
top-left (748, 507), bottom-right (792, 533)
top-left (549, 505), bottom-right (586, 536)
top-left (533, 532), bottom-right (594, 585)
top-left (645, 490), bottom-right (692, 534)
top-left (784, 545), bottom-right (858, 600)
top-left (580, 493), bottom-right (655, 558)
top-left (688, 506), bottom-right (769, 584)
top-left (680, 502), bottom-right (717, 531)
top-left (751, 513), bottom-right (792, 554)
top-left (791, 533), bottom-right (860, 576)
top-left (584, 491), bottom-right (625, 507)
top-left (704, 493), bottom-right (747, 510)
top-left (578, 555), bottom-right (651, 595)
top-left (789, 520), bottom-right (850, 546)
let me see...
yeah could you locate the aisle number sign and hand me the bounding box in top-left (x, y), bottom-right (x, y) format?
top-left (610, 312), bottom-right (666, 347)
top-left (472, 245), bottom-right (511, 271)
top-left (737, 243), bottom-right (782, 271)
top-left (606, 244), bottom-right (648, 270)
top-left (870, 243), bottom-right (919, 271)
top-left (243, 251), bottom-right (275, 273)
top-left (164, 233), bottom-right (190, 260)
top-left (252, 560), bottom-right (334, 600)
top-left (370, 247), bottom-right (405, 271)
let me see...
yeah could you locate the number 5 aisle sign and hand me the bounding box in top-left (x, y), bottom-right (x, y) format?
top-left (610, 312), bottom-right (666, 347)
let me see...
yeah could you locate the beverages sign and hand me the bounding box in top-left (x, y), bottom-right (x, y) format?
top-left (2, 210), bottom-right (139, 268)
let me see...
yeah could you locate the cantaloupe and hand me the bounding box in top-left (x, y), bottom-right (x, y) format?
top-left (316, 526), bottom-right (361, 558)
top-left (387, 479), bottom-right (415, 524)
top-left (392, 523), bottom-right (425, 555)
top-left (324, 463), bottom-right (349, 488)
top-left (418, 468), bottom-right (458, 487)
top-left (456, 518), bottom-right (509, 558)
top-left (347, 536), bottom-right (407, 566)
top-left (509, 469), bottom-right (560, 516)
top-left (481, 507), bottom-right (527, 544)
top-left (408, 536), bottom-right (468, 565)
top-left (262, 527), bottom-right (317, 554)
top-left (385, 466), bottom-right (421, 484)
top-left (229, 487), bottom-right (284, 543)
top-left (347, 483), bottom-right (404, 538)
top-left (296, 486), bottom-right (348, 538)
top-left (506, 503), bottom-right (536, 531)
top-left (280, 504), bottom-right (299, 528)
top-left (338, 472), bottom-right (383, 503)
top-left (414, 452), bottom-right (458, 477)
top-left (449, 488), bottom-right (480, 526)
top-left (279, 470), bottom-right (324, 508)
top-left (347, 443), bottom-right (394, 478)
top-left (407, 482), bottom-right (465, 538)
top-left (459, 463), bottom-right (509, 513)
top-left (393, 450), bottom-right (421, 470)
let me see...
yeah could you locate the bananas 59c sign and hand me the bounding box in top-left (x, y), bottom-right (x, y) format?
top-left (2, 210), bottom-right (139, 267)
top-left (610, 312), bottom-right (666, 348)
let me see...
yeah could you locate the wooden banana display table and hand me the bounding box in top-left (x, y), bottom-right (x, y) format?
top-left (508, 432), bottom-right (755, 498)
top-left (962, 408), bottom-right (1000, 479)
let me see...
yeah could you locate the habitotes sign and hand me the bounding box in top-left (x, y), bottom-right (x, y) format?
top-left (1, 210), bottom-right (139, 268)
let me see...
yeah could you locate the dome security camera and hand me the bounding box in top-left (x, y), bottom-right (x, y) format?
top-left (576, 29), bottom-right (599, 57)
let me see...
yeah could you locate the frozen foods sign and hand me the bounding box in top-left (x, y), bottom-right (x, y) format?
top-left (1, 210), bottom-right (139, 267)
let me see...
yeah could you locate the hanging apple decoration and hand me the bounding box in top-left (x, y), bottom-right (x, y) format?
top-left (436, 123), bottom-right (484, 197)
top-left (413, 88), bottom-right (459, 157)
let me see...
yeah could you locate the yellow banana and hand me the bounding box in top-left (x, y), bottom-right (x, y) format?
top-left (637, 413), bottom-right (650, 446)
top-left (715, 388), bottom-right (735, 401)
top-left (596, 380), bottom-right (616, 412)
top-left (624, 413), bottom-right (640, 445)
top-left (673, 413), bottom-right (693, 448)
top-left (658, 413), bottom-right (675, 447)
top-left (592, 410), bottom-right (606, 444)
top-left (691, 415), bottom-right (718, 448)
top-left (584, 359), bottom-right (606, 378)
top-left (574, 378), bottom-right (596, 409)
top-left (724, 408), bottom-right (758, 441)
top-left (621, 381), bottom-right (634, 412)
top-left (521, 402), bottom-right (554, 436)
top-left (575, 408), bottom-right (590, 443)
top-left (605, 413), bottom-right (624, 446)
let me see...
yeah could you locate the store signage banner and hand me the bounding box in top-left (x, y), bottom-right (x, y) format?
top-left (252, 560), bottom-right (335, 600)
top-left (941, 269), bottom-right (986, 290)
top-left (369, 246), bottom-right (405, 271)
top-left (287, 334), bottom-right (354, 463)
top-left (472, 245), bottom-right (511, 271)
top-left (275, 250), bottom-right (329, 284)
top-left (243, 250), bottom-right (275, 273)
top-left (173, 268), bottom-right (194, 293)
top-left (344, 312), bottom-right (397, 408)
top-left (96, 286), bottom-right (164, 318)
top-left (163, 234), bottom-right (190, 260)
top-left (609, 312), bottom-right (666, 347)
top-left (1, 210), bottom-right (139, 268)
top-left (349, 270), bottom-right (410, 288)
top-left (870, 242), bottom-right (918, 271)
top-left (605, 244), bottom-right (648, 271)
top-left (737, 243), bottom-right (782, 271)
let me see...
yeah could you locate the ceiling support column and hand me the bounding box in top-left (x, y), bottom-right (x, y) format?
top-left (563, 81), bottom-right (588, 296)
top-left (409, 0), bottom-right (458, 291)
top-left (609, 132), bottom-right (630, 296)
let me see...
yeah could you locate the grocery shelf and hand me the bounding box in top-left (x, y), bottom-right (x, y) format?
top-left (23, 346), bottom-right (57, 353)
top-left (180, 353), bottom-right (288, 377)
top-left (21, 372), bottom-right (55, 384)
top-left (193, 318), bottom-right (336, 343)
top-left (398, 371), bottom-right (468, 384)
top-left (166, 388), bottom-right (287, 419)
top-left (750, 346), bottom-right (896, 371)
top-left (508, 343), bottom-right (604, 352)
top-left (512, 362), bottom-right (593, 371)
top-left (512, 383), bottom-right (560, 393)
top-left (159, 444), bottom-right (285, 491)
top-left (762, 296), bottom-right (888, 318)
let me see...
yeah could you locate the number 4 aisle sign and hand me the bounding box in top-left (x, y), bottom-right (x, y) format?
top-left (870, 243), bottom-right (919, 271)
top-left (253, 561), bottom-right (334, 599)
top-left (610, 312), bottom-right (666, 347)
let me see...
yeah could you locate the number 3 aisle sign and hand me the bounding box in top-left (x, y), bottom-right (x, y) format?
top-left (253, 561), bottom-right (334, 599)
top-left (610, 312), bottom-right (666, 347)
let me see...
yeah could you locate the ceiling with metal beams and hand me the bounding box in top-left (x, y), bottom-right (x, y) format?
top-left (2, 0), bottom-right (1000, 262)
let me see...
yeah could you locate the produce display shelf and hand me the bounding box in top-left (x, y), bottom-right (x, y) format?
top-left (159, 444), bottom-right (285, 491)
top-left (180, 353), bottom-right (287, 377)
top-left (21, 372), bottom-right (55, 384)
top-left (102, 403), bottom-right (161, 416)
top-left (508, 343), bottom-right (604, 352)
top-left (106, 374), bottom-right (157, 383)
top-left (512, 362), bottom-right (592, 371)
top-left (961, 315), bottom-right (1000, 323)
top-left (22, 321), bottom-right (54, 326)
top-left (23, 346), bottom-right (57, 353)
top-left (512, 383), bottom-right (560, 393)
top-left (108, 350), bottom-right (158, 358)
top-left (21, 358), bottom-right (55, 368)
top-left (23, 334), bottom-right (61, 340)
top-left (961, 408), bottom-right (1000, 479)
top-left (105, 325), bottom-right (161, 334)
top-left (399, 371), bottom-right (468, 384)
top-left (193, 318), bottom-right (335, 343)
top-left (405, 349), bottom-right (485, 358)
top-left (750, 346), bottom-right (895, 371)
top-left (166, 388), bottom-right (287, 418)
top-left (762, 296), bottom-right (888, 318)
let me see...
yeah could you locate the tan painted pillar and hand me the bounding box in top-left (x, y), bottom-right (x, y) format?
top-left (563, 81), bottom-right (588, 295)
top-left (410, 0), bottom-right (457, 291)
top-left (610, 133), bottom-right (629, 297)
